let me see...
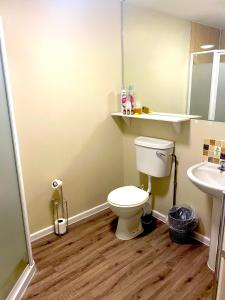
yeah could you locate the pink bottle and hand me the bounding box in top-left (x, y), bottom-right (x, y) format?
top-left (128, 86), bottom-right (134, 114)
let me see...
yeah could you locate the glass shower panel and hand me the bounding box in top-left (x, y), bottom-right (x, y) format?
top-left (215, 54), bottom-right (225, 122)
top-left (0, 48), bottom-right (28, 299)
top-left (189, 53), bottom-right (213, 119)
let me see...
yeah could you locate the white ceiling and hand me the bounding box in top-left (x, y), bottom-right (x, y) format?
top-left (126, 0), bottom-right (225, 28)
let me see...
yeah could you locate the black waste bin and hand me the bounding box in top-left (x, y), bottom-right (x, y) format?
top-left (168, 206), bottom-right (198, 244)
top-left (141, 213), bottom-right (155, 233)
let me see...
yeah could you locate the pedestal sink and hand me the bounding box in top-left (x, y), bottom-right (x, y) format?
top-left (187, 162), bottom-right (225, 271)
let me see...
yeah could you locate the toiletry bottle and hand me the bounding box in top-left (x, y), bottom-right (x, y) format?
top-left (126, 100), bottom-right (131, 115)
top-left (121, 89), bottom-right (127, 115)
top-left (128, 85), bottom-right (135, 115)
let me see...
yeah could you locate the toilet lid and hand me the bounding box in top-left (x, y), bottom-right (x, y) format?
top-left (108, 186), bottom-right (149, 207)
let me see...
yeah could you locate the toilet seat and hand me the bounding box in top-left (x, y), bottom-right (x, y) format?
top-left (108, 186), bottom-right (149, 207)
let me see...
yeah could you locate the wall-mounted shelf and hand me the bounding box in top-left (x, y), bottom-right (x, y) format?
top-left (111, 112), bottom-right (201, 133)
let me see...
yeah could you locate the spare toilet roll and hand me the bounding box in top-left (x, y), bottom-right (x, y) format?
top-left (55, 218), bottom-right (67, 235)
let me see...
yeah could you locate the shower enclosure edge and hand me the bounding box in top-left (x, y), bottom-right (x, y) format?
top-left (187, 49), bottom-right (225, 120)
top-left (0, 17), bottom-right (36, 299)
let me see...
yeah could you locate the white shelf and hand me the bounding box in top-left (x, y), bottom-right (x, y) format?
top-left (111, 112), bottom-right (201, 133)
top-left (111, 112), bottom-right (201, 123)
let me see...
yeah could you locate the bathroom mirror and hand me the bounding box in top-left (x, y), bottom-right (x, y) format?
top-left (122, 0), bottom-right (225, 121)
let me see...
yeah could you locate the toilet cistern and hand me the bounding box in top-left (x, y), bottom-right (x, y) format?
top-left (134, 137), bottom-right (174, 178)
top-left (135, 136), bottom-right (174, 213)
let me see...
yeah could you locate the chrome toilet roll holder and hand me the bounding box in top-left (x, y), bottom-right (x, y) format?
top-left (52, 179), bottom-right (69, 237)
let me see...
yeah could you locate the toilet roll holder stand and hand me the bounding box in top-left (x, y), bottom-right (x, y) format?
top-left (52, 179), bottom-right (69, 236)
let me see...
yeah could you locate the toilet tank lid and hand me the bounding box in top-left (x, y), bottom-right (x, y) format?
top-left (134, 136), bottom-right (174, 149)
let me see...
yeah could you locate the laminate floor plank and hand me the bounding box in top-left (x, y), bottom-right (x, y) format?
top-left (33, 212), bottom-right (114, 259)
top-left (149, 246), bottom-right (210, 299)
top-left (92, 243), bottom-right (170, 299)
top-left (23, 209), bottom-right (213, 300)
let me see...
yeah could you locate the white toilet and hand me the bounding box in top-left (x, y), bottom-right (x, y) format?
top-left (107, 136), bottom-right (174, 240)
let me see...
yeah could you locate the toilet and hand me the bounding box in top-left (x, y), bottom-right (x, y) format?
top-left (107, 136), bottom-right (174, 240)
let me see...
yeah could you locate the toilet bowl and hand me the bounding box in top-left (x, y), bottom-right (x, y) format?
top-left (107, 185), bottom-right (149, 240)
top-left (108, 136), bottom-right (174, 240)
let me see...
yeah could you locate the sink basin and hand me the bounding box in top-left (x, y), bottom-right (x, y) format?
top-left (187, 162), bottom-right (225, 199)
top-left (187, 161), bottom-right (224, 271)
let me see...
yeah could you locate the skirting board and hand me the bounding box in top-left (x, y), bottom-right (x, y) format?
top-left (152, 210), bottom-right (210, 247)
top-left (31, 203), bottom-right (210, 247)
top-left (30, 202), bottom-right (110, 242)
top-left (6, 263), bottom-right (36, 300)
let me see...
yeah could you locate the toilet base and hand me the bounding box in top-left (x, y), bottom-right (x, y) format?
top-left (115, 212), bottom-right (144, 240)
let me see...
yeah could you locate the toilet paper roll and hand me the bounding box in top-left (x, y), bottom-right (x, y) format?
top-left (51, 179), bottom-right (63, 190)
top-left (55, 218), bottom-right (67, 235)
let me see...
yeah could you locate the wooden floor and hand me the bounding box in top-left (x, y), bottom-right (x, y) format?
top-left (23, 210), bottom-right (213, 300)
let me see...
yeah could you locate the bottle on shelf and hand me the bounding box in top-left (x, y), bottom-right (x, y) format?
top-left (121, 89), bottom-right (127, 115)
top-left (128, 85), bottom-right (135, 115)
top-left (126, 100), bottom-right (131, 115)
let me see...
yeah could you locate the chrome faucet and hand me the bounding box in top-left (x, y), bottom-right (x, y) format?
top-left (218, 160), bottom-right (225, 171)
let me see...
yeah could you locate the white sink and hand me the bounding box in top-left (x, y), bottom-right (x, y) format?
top-left (187, 161), bottom-right (224, 271)
top-left (187, 162), bottom-right (225, 199)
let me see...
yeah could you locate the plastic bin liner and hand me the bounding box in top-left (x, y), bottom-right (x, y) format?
top-left (168, 205), bottom-right (198, 231)
top-left (168, 205), bottom-right (198, 243)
